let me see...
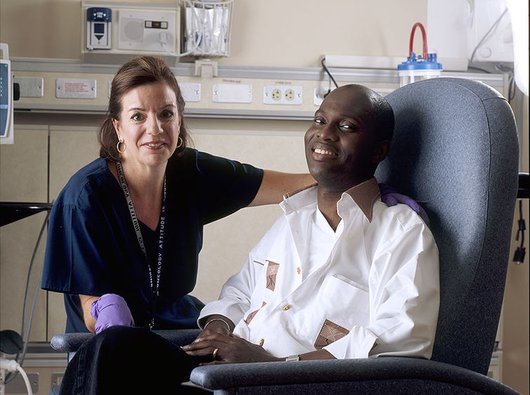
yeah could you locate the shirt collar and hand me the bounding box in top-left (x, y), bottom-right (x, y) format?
top-left (342, 178), bottom-right (380, 222)
top-left (280, 177), bottom-right (380, 222)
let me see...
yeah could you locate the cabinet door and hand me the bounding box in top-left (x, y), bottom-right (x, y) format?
top-left (0, 127), bottom-right (49, 341)
top-left (46, 127), bottom-right (99, 339)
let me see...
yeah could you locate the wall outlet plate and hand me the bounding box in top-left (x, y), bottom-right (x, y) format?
top-left (263, 85), bottom-right (302, 105)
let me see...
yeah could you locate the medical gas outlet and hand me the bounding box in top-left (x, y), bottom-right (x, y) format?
top-left (263, 85), bottom-right (302, 105)
top-left (86, 7), bottom-right (112, 50)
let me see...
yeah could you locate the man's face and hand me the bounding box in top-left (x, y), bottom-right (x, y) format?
top-left (304, 85), bottom-right (383, 190)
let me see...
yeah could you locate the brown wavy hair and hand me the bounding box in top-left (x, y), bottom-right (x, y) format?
top-left (98, 56), bottom-right (189, 161)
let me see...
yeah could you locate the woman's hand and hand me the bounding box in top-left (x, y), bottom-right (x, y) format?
top-left (379, 183), bottom-right (429, 223)
top-left (181, 332), bottom-right (282, 363)
top-left (87, 293), bottom-right (135, 334)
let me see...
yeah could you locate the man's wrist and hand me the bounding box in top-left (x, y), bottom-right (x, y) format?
top-left (284, 354), bottom-right (300, 362)
top-left (203, 317), bottom-right (232, 333)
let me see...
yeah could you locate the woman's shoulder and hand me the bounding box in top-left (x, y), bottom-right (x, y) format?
top-left (55, 157), bottom-right (114, 206)
top-left (167, 148), bottom-right (229, 178)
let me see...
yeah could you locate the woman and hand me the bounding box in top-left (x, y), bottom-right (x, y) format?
top-left (41, 55), bottom-right (320, 334)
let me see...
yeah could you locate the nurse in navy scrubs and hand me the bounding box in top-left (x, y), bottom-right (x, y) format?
top-left (41, 55), bottom-right (318, 334)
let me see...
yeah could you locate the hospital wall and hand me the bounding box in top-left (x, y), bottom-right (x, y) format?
top-left (0, 1), bottom-right (528, 394)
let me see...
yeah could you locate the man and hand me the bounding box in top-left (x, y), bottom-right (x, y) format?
top-left (57, 84), bottom-right (438, 395)
top-left (183, 84), bottom-right (439, 363)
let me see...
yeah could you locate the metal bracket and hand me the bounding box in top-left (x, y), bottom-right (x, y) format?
top-left (194, 59), bottom-right (218, 78)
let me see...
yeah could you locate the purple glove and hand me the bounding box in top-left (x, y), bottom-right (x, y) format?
top-left (90, 294), bottom-right (134, 334)
top-left (379, 183), bottom-right (429, 224)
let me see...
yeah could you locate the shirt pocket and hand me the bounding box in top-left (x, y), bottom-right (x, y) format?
top-left (265, 260), bottom-right (280, 291)
top-left (316, 274), bottom-right (370, 329)
top-left (243, 259), bottom-right (277, 324)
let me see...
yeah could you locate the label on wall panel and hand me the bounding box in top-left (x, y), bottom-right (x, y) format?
top-left (212, 84), bottom-right (252, 103)
top-left (56, 78), bottom-right (97, 99)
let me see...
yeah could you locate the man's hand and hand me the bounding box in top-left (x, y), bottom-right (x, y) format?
top-left (90, 294), bottom-right (134, 334)
top-left (181, 332), bottom-right (282, 363)
top-left (379, 183), bottom-right (429, 223)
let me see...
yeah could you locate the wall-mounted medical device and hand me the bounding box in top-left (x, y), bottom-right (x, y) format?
top-left (82, 2), bottom-right (179, 62)
top-left (181, 0), bottom-right (234, 57)
top-left (0, 43), bottom-right (14, 144)
top-left (118, 9), bottom-right (176, 53)
top-left (86, 7), bottom-right (112, 50)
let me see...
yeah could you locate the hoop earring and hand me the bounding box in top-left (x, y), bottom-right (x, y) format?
top-left (176, 136), bottom-right (183, 148)
top-left (116, 139), bottom-right (126, 154)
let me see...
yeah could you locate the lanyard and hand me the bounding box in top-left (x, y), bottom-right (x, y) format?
top-left (116, 161), bottom-right (166, 328)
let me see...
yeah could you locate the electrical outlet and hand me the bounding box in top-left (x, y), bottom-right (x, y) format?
top-left (271, 88), bottom-right (281, 101)
top-left (263, 85), bottom-right (302, 105)
top-left (313, 86), bottom-right (336, 106)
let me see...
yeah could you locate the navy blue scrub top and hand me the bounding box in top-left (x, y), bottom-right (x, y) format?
top-left (41, 148), bottom-right (264, 332)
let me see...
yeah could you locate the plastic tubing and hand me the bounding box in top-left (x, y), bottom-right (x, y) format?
top-left (16, 364), bottom-right (33, 395)
top-left (409, 22), bottom-right (428, 59)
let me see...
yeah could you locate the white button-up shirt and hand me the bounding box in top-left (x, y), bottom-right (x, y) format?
top-left (200, 178), bottom-right (440, 359)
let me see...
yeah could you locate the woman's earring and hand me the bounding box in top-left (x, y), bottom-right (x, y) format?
top-left (176, 136), bottom-right (183, 148)
top-left (116, 139), bottom-right (126, 154)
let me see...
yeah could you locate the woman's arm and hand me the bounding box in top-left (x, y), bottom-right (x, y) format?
top-left (79, 293), bottom-right (135, 334)
top-left (79, 294), bottom-right (98, 333)
top-left (249, 171), bottom-right (316, 207)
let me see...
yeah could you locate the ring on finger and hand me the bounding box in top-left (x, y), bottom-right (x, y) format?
top-left (212, 348), bottom-right (219, 359)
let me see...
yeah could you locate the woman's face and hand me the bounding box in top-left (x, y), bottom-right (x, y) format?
top-left (112, 82), bottom-right (180, 170)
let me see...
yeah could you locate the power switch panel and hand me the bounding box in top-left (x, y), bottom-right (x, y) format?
top-left (263, 85), bottom-right (302, 105)
top-left (212, 84), bottom-right (252, 103)
top-left (14, 76), bottom-right (44, 98)
top-left (180, 82), bottom-right (201, 102)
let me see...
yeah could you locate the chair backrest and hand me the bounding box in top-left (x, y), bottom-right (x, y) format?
top-left (376, 77), bottom-right (519, 374)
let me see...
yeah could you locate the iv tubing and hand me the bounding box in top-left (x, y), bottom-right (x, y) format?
top-left (409, 22), bottom-right (428, 59)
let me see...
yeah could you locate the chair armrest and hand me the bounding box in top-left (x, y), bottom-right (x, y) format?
top-left (190, 357), bottom-right (518, 394)
top-left (50, 329), bottom-right (201, 353)
top-left (50, 332), bottom-right (93, 353)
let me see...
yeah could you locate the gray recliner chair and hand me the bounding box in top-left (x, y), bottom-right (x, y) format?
top-left (51, 77), bottom-right (520, 394)
top-left (188, 77), bottom-right (520, 394)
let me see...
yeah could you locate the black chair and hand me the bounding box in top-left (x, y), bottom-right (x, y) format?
top-left (189, 78), bottom-right (520, 393)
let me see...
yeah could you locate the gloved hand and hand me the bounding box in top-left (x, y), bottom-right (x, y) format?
top-left (90, 294), bottom-right (134, 334)
top-left (379, 183), bottom-right (429, 224)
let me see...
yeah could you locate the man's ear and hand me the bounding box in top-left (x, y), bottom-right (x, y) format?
top-left (372, 140), bottom-right (390, 164)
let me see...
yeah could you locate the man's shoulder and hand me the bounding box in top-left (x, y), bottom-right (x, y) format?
top-left (371, 200), bottom-right (429, 233)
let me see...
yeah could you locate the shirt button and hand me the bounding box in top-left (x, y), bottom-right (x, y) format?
top-left (296, 267), bottom-right (301, 275)
top-left (283, 304), bottom-right (291, 311)
top-left (258, 338), bottom-right (265, 346)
